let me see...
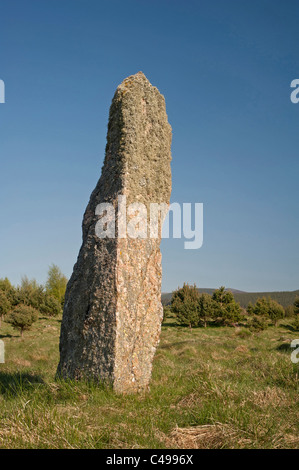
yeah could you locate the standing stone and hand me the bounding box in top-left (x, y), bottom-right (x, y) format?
top-left (57, 72), bottom-right (172, 393)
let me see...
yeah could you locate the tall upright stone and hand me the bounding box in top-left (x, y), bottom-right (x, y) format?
top-left (57, 72), bottom-right (172, 393)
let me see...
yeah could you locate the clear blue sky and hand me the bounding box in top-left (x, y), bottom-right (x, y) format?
top-left (1, 0), bottom-right (298, 293)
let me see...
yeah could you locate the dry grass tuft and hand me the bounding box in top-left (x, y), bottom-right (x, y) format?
top-left (11, 358), bottom-right (32, 367)
top-left (250, 387), bottom-right (288, 407)
top-left (234, 345), bottom-right (250, 354)
top-left (165, 423), bottom-right (237, 449)
top-left (176, 392), bottom-right (201, 409)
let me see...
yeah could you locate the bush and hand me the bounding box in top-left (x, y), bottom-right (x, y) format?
top-left (171, 283), bottom-right (200, 328)
top-left (292, 315), bottom-right (299, 332)
top-left (249, 315), bottom-right (268, 332)
top-left (267, 299), bottom-right (285, 326)
top-left (6, 304), bottom-right (39, 337)
top-left (253, 297), bottom-right (284, 326)
top-left (291, 297), bottom-right (299, 331)
top-left (12, 277), bottom-right (44, 310)
top-left (171, 285), bottom-right (243, 328)
top-left (10, 277), bottom-right (62, 317)
top-left (0, 277), bottom-right (16, 305)
top-left (198, 293), bottom-right (214, 327)
top-left (236, 328), bottom-right (252, 339)
top-left (246, 302), bottom-right (254, 315)
top-left (284, 305), bottom-right (295, 317)
top-left (46, 264), bottom-right (68, 307)
top-left (0, 272), bottom-right (65, 321)
top-left (0, 290), bottom-right (11, 327)
top-left (253, 297), bottom-right (269, 317)
top-left (162, 305), bottom-right (171, 323)
top-left (212, 287), bottom-right (243, 326)
top-left (39, 294), bottom-right (62, 317)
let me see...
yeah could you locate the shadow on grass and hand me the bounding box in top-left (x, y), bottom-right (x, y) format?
top-left (39, 317), bottom-right (62, 323)
top-left (0, 333), bottom-right (18, 339)
top-left (280, 323), bottom-right (298, 333)
top-left (0, 372), bottom-right (45, 397)
top-left (162, 321), bottom-right (178, 328)
top-left (276, 343), bottom-right (292, 353)
top-left (159, 339), bottom-right (199, 349)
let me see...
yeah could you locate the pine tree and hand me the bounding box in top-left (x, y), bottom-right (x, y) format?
top-left (198, 293), bottom-right (214, 328)
top-left (293, 298), bottom-right (299, 331)
top-left (267, 298), bottom-right (285, 326)
top-left (171, 283), bottom-right (200, 328)
top-left (247, 302), bottom-right (254, 315)
top-left (253, 297), bottom-right (284, 326)
top-left (7, 305), bottom-right (38, 337)
top-left (212, 287), bottom-right (242, 325)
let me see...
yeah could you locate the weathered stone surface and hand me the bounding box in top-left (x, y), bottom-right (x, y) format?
top-left (57, 72), bottom-right (172, 393)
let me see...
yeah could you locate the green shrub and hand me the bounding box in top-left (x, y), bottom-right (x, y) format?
top-left (12, 277), bottom-right (45, 310)
top-left (39, 294), bottom-right (61, 317)
top-left (253, 297), bottom-right (284, 326)
top-left (10, 277), bottom-right (62, 317)
top-left (284, 305), bottom-right (295, 317)
top-left (236, 328), bottom-right (252, 339)
top-left (253, 297), bottom-right (270, 317)
top-left (171, 283), bottom-right (200, 328)
top-left (172, 285), bottom-right (243, 328)
top-left (246, 302), bottom-right (254, 315)
top-left (6, 304), bottom-right (39, 337)
top-left (212, 287), bottom-right (243, 326)
top-left (291, 297), bottom-right (299, 331)
top-left (0, 290), bottom-right (11, 326)
top-left (0, 277), bottom-right (16, 305)
top-left (46, 264), bottom-right (68, 307)
top-left (268, 299), bottom-right (285, 326)
top-left (293, 315), bottom-right (299, 332)
top-left (249, 315), bottom-right (268, 332)
top-left (198, 293), bottom-right (214, 327)
top-left (162, 305), bottom-right (171, 323)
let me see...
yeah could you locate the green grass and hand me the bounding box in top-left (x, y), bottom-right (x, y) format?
top-left (0, 314), bottom-right (298, 449)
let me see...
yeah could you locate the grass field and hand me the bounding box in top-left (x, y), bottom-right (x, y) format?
top-left (0, 313), bottom-right (298, 449)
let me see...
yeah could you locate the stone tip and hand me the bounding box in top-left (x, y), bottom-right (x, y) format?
top-left (117, 72), bottom-right (165, 103)
top-left (130, 71), bottom-right (146, 78)
top-left (121, 71), bottom-right (149, 85)
top-left (115, 72), bottom-right (153, 97)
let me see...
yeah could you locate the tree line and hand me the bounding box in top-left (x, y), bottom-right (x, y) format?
top-left (0, 264), bottom-right (67, 336)
top-left (164, 283), bottom-right (299, 331)
top-left (1, 274), bottom-right (299, 337)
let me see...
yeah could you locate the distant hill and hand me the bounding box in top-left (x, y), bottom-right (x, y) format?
top-left (162, 288), bottom-right (299, 308)
top-left (233, 290), bottom-right (299, 308)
